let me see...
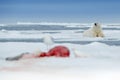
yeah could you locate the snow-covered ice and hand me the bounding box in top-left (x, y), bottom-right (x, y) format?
top-left (0, 23), bottom-right (120, 80)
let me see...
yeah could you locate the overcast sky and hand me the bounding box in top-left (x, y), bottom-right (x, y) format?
top-left (0, 0), bottom-right (120, 23)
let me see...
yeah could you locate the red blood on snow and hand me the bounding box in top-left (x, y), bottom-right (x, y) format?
top-left (47, 46), bottom-right (70, 57)
top-left (39, 52), bottom-right (47, 57)
top-left (39, 46), bottom-right (70, 57)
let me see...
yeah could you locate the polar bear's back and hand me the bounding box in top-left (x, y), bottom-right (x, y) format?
top-left (83, 28), bottom-right (95, 37)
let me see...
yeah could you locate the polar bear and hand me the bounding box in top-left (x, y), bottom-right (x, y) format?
top-left (83, 23), bottom-right (104, 37)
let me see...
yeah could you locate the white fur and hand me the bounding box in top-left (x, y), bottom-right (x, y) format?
top-left (43, 34), bottom-right (54, 50)
top-left (43, 34), bottom-right (54, 45)
top-left (83, 23), bottom-right (104, 37)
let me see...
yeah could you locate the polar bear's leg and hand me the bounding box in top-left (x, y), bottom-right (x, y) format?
top-left (98, 32), bottom-right (104, 37)
top-left (91, 32), bottom-right (97, 37)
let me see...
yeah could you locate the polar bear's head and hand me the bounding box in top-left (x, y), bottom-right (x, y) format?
top-left (94, 23), bottom-right (101, 27)
top-left (93, 23), bottom-right (101, 30)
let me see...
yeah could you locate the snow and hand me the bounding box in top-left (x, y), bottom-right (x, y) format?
top-left (2, 22), bottom-right (120, 28)
top-left (16, 22), bottom-right (89, 26)
top-left (0, 42), bottom-right (120, 80)
top-left (0, 23), bottom-right (120, 41)
top-left (0, 24), bottom-right (6, 26)
top-left (0, 30), bottom-right (120, 41)
top-left (0, 23), bottom-right (120, 80)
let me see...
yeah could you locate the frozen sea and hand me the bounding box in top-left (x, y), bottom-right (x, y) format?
top-left (0, 23), bottom-right (120, 80)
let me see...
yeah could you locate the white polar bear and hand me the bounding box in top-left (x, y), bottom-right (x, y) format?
top-left (83, 23), bottom-right (104, 37)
